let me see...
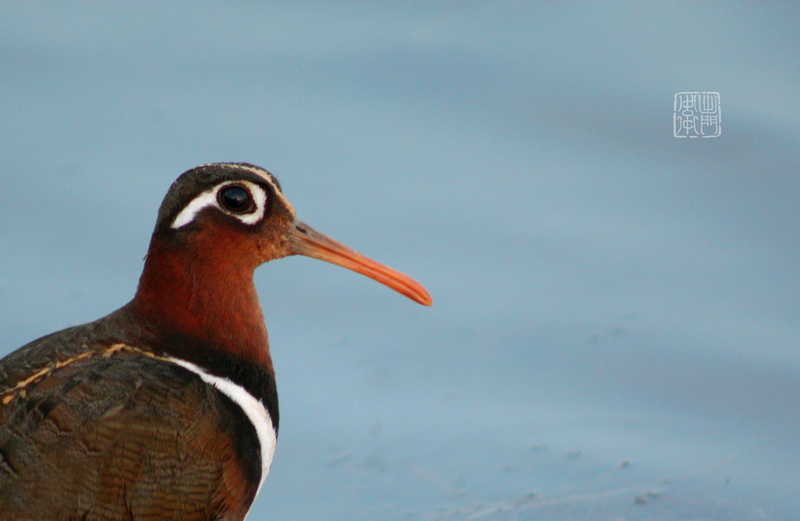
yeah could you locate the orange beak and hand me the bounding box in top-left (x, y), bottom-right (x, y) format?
top-left (288, 219), bottom-right (432, 306)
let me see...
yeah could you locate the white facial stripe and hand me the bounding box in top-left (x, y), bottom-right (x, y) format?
top-left (239, 182), bottom-right (267, 225)
top-left (170, 180), bottom-right (268, 229)
top-left (169, 358), bottom-right (277, 502)
top-left (171, 187), bottom-right (218, 229)
top-left (223, 164), bottom-right (295, 219)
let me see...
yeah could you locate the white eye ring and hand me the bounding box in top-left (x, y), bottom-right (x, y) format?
top-left (171, 180), bottom-right (267, 229)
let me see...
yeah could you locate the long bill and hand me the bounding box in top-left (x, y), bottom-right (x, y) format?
top-left (287, 219), bottom-right (432, 306)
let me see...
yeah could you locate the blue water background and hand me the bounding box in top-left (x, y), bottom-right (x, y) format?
top-left (1, 3), bottom-right (798, 519)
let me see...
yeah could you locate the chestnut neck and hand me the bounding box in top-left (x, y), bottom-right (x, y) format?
top-left (130, 234), bottom-right (272, 374)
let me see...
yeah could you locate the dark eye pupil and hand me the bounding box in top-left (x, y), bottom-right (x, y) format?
top-left (219, 186), bottom-right (251, 212)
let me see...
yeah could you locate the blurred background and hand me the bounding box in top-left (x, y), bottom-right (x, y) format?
top-left (1, 3), bottom-right (798, 520)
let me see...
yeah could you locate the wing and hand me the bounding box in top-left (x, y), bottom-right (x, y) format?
top-left (0, 344), bottom-right (261, 521)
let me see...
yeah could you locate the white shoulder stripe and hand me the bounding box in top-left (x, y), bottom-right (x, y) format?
top-left (168, 357), bottom-right (277, 503)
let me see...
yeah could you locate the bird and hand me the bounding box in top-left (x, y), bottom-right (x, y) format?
top-left (0, 163), bottom-right (431, 520)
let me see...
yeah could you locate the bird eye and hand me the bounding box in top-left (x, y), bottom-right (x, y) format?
top-left (218, 185), bottom-right (254, 214)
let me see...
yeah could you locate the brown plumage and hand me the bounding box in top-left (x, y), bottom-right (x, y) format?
top-left (0, 163), bottom-right (430, 520)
